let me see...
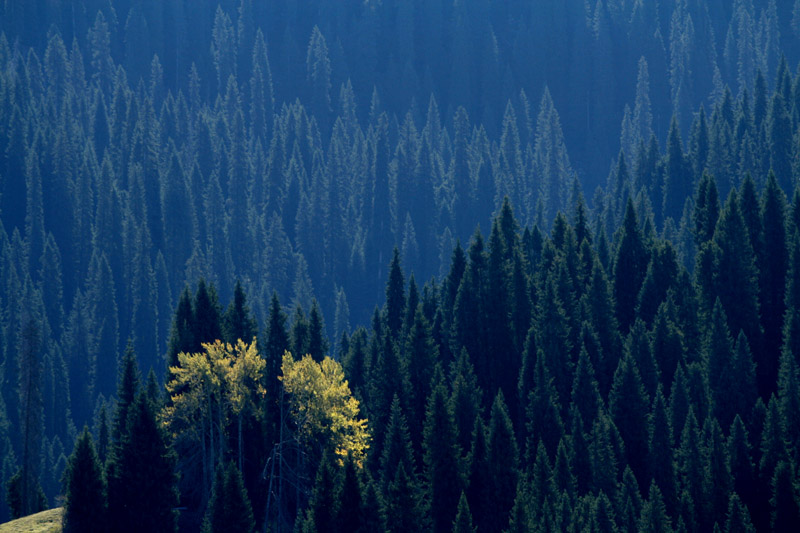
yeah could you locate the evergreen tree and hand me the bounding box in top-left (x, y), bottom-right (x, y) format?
top-left (639, 481), bottom-right (673, 533)
top-left (106, 393), bottom-right (178, 533)
top-left (725, 492), bottom-right (755, 533)
top-left (526, 349), bottom-right (564, 459)
top-left (303, 452), bottom-right (337, 533)
top-left (166, 287), bottom-right (194, 371)
top-left (609, 349), bottom-right (650, 486)
top-left (760, 173), bottom-right (787, 370)
top-left (335, 456), bottom-right (363, 533)
top-left (452, 492), bottom-right (476, 533)
top-left (770, 460), bottom-right (800, 531)
top-left (423, 378), bottom-right (463, 533)
top-left (385, 248), bottom-right (406, 340)
top-left (62, 427), bottom-right (107, 533)
top-left (113, 341), bottom-right (140, 444)
top-left (222, 280), bottom-right (257, 345)
top-left (450, 348), bottom-right (482, 455)
top-left (614, 200), bottom-right (649, 334)
top-left (203, 462), bottom-right (255, 533)
top-left (486, 391), bottom-right (518, 533)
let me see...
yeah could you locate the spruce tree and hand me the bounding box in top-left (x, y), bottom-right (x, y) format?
top-left (385, 248), bottom-right (406, 340)
top-left (639, 481), bottom-right (673, 533)
top-left (113, 340), bottom-right (140, 444)
top-left (725, 492), bottom-right (755, 533)
top-left (452, 492), bottom-right (477, 533)
top-left (106, 393), bottom-right (178, 533)
top-left (335, 456), bottom-right (363, 533)
top-left (614, 199), bottom-right (649, 334)
top-left (525, 349), bottom-right (564, 459)
top-left (303, 453), bottom-right (337, 533)
top-left (62, 427), bottom-right (107, 533)
top-left (222, 280), bottom-right (257, 345)
top-left (770, 460), bottom-right (800, 531)
top-left (203, 462), bottom-right (255, 533)
top-left (609, 350), bottom-right (650, 486)
top-left (760, 172), bottom-right (788, 369)
top-left (423, 378), bottom-right (463, 533)
top-left (486, 391), bottom-right (519, 533)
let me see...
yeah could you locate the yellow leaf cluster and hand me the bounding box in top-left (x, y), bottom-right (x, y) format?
top-left (280, 352), bottom-right (370, 465)
top-left (164, 339), bottom-right (265, 436)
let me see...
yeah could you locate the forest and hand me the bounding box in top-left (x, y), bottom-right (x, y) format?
top-left (1, 0), bottom-right (800, 531)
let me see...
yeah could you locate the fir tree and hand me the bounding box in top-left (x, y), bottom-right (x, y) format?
top-left (106, 393), bottom-right (178, 533)
top-left (452, 492), bottom-right (476, 533)
top-left (423, 378), bottom-right (463, 533)
top-left (614, 200), bottom-right (649, 334)
top-left (486, 391), bottom-right (518, 533)
top-left (203, 462), bottom-right (255, 533)
top-left (62, 427), bottom-right (107, 533)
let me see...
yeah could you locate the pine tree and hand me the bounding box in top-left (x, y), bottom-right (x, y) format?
top-left (335, 456), bottom-right (363, 533)
top-left (760, 173), bottom-right (787, 368)
top-left (423, 379), bottom-right (463, 533)
top-left (639, 481), bottom-right (673, 533)
top-left (609, 350), bottom-right (650, 486)
top-left (526, 349), bottom-right (564, 459)
top-left (385, 462), bottom-right (426, 533)
top-left (649, 386), bottom-right (677, 515)
top-left (713, 191), bottom-right (762, 383)
top-left (203, 462), bottom-right (255, 533)
top-left (450, 348), bottom-right (482, 455)
top-left (770, 460), bottom-right (800, 531)
top-left (360, 479), bottom-right (387, 533)
top-left (113, 341), bottom-right (140, 444)
top-left (16, 314), bottom-right (45, 518)
top-left (614, 200), bottom-right (649, 334)
top-left (62, 427), bottom-right (107, 533)
top-left (727, 416), bottom-right (756, 519)
top-left (166, 287), bottom-right (194, 371)
top-left (405, 304), bottom-right (438, 445)
top-left (379, 395), bottom-right (416, 493)
top-left (385, 248), bottom-right (406, 340)
top-left (725, 492), bottom-right (755, 533)
top-left (452, 492), bottom-right (477, 533)
top-left (193, 279), bottom-right (223, 350)
top-left (106, 393), bottom-right (178, 533)
top-left (222, 280), bottom-right (257, 345)
top-left (307, 299), bottom-right (329, 362)
top-left (486, 391), bottom-right (518, 533)
top-left (303, 452), bottom-right (337, 533)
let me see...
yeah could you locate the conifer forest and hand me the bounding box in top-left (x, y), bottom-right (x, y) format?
top-left (3, 0), bottom-right (800, 531)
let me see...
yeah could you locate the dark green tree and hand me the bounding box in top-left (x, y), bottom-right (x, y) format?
top-left (770, 460), bottom-right (800, 531)
top-left (385, 248), bottom-right (406, 340)
top-left (452, 492), bottom-right (476, 533)
top-left (166, 287), bottom-right (194, 371)
top-left (614, 200), bottom-right (649, 334)
top-left (203, 462), bottom-right (255, 533)
top-left (486, 391), bottom-right (519, 533)
top-left (423, 378), bottom-right (464, 533)
top-left (609, 350), bottom-right (650, 486)
top-left (725, 492), bottom-right (755, 533)
top-left (106, 393), bottom-right (178, 533)
top-left (222, 280), bottom-right (257, 345)
top-left (61, 427), bottom-right (107, 533)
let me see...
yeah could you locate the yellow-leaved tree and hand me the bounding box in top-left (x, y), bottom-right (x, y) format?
top-left (280, 352), bottom-right (369, 465)
top-left (163, 339), bottom-right (264, 498)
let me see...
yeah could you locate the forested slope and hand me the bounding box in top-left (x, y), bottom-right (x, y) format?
top-left (1, 0), bottom-right (800, 531)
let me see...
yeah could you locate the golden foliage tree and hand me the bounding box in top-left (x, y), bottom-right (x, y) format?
top-left (280, 352), bottom-right (370, 465)
top-left (164, 339), bottom-right (264, 497)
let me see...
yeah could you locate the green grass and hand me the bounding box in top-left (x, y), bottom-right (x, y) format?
top-left (0, 508), bottom-right (62, 533)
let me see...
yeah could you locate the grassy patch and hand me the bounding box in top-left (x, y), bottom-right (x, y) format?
top-left (0, 508), bottom-right (62, 533)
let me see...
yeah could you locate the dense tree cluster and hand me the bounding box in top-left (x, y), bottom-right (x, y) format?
top-left (2, 0), bottom-right (800, 531)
